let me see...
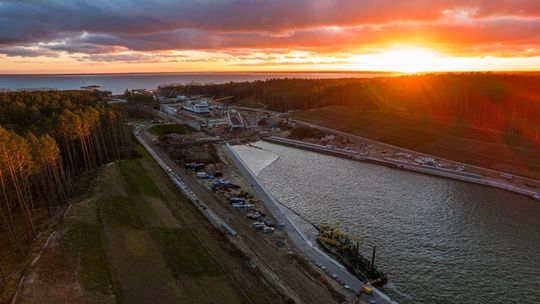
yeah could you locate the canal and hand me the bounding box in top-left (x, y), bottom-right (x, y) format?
top-left (232, 141), bottom-right (540, 304)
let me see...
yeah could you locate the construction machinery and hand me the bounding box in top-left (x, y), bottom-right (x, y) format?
top-left (317, 223), bottom-right (388, 286)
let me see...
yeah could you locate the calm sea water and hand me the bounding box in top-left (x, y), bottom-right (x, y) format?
top-left (0, 72), bottom-right (386, 94)
top-left (233, 141), bottom-right (540, 304)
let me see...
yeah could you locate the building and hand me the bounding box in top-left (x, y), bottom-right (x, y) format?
top-left (227, 110), bottom-right (245, 130)
top-left (244, 115), bottom-right (261, 128)
top-left (160, 104), bottom-right (178, 115)
top-left (207, 118), bottom-right (228, 127)
top-left (183, 99), bottom-right (210, 114)
top-left (156, 95), bottom-right (180, 103)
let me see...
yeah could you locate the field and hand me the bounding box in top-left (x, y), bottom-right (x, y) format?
top-left (9, 147), bottom-right (281, 304)
top-left (234, 96), bottom-right (267, 109)
top-left (148, 124), bottom-right (194, 137)
top-left (294, 106), bottom-right (540, 179)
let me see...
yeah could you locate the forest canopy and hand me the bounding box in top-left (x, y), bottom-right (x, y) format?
top-left (159, 73), bottom-right (540, 138)
top-left (0, 90), bottom-right (131, 278)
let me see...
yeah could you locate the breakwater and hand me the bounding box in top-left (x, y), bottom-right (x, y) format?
top-left (264, 136), bottom-right (540, 201)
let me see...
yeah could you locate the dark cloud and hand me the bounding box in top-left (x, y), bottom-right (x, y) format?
top-left (0, 46), bottom-right (59, 57)
top-left (1, 0), bottom-right (540, 60)
top-left (78, 53), bottom-right (158, 62)
top-left (46, 42), bottom-right (125, 54)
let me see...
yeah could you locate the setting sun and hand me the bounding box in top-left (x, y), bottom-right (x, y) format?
top-left (372, 46), bottom-right (446, 73)
top-left (2, 1), bottom-right (540, 73)
top-left (2, 2), bottom-right (540, 304)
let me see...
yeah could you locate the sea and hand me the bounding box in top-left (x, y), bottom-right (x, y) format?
top-left (0, 72), bottom-right (389, 94)
top-left (232, 141), bottom-right (540, 304)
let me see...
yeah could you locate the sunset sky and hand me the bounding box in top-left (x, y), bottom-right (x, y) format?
top-left (1, 0), bottom-right (540, 74)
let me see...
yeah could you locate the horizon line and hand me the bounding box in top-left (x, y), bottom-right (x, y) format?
top-left (2, 70), bottom-right (540, 77)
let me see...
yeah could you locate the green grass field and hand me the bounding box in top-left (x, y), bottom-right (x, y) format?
top-left (148, 124), bottom-right (193, 137)
top-left (12, 145), bottom-right (282, 303)
top-left (97, 195), bottom-right (144, 229)
top-left (149, 227), bottom-right (222, 277)
top-left (58, 221), bottom-right (114, 293)
top-left (235, 96), bottom-right (266, 108)
top-left (119, 159), bottom-right (163, 198)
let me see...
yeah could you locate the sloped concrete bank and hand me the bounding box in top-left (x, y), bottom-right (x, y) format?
top-left (223, 143), bottom-right (397, 304)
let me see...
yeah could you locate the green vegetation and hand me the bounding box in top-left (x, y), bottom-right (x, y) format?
top-left (118, 158), bottom-right (221, 277)
top-left (0, 90), bottom-right (131, 283)
top-left (97, 195), bottom-right (144, 229)
top-left (148, 124), bottom-right (193, 137)
top-left (6, 146), bottom-right (280, 303)
top-left (123, 89), bottom-right (155, 118)
top-left (60, 222), bottom-right (113, 293)
top-left (119, 159), bottom-right (162, 198)
top-left (133, 142), bottom-right (155, 163)
top-left (149, 227), bottom-right (222, 277)
top-left (235, 96), bottom-right (266, 108)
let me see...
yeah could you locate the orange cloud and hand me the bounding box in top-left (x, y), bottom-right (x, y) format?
top-left (1, 0), bottom-right (540, 72)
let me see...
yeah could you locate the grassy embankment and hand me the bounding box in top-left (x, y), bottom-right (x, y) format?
top-left (148, 124), bottom-right (193, 137)
top-left (0, 167), bottom-right (105, 304)
top-left (11, 144), bottom-right (279, 304)
top-left (234, 96), bottom-right (267, 108)
top-left (294, 106), bottom-right (540, 179)
top-left (117, 159), bottom-right (222, 278)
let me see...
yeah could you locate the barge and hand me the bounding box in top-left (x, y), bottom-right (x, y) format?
top-left (317, 224), bottom-right (388, 286)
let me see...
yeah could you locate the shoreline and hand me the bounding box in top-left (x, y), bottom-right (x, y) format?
top-left (236, 105), bottom-right (540, 198)
top-left (264, 136), bottom-right (540, 201)
top-left (238, 143), bottom-right (281, 175)
top-left (223, 143), bottom-right (398, 304)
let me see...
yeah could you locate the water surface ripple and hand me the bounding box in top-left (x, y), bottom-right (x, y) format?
top-left (233, 141), bottom-right (540, 304)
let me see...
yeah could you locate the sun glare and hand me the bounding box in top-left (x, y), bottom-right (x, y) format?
top-left (378, 47), bottom-right (443, 73)
top-left (347, 46), bottom-right (476, 73)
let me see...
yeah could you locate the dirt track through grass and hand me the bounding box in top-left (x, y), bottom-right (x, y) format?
top-left (16, 151), bottom-right (283, 304)
top-left (118, 158), bottom-right (258, 304)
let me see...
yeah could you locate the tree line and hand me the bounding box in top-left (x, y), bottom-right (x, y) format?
top-left (0, 90), bottom-right (131, 282)
top-left (159, 73), bottom-right (540, 138)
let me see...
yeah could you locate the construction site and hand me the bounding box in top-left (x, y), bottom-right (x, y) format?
top-left (111, 86), bottom-right (539, 304)
top-left (132, 92), bottom-right (401, 303)
top-left (133, 126), bottom-right (364, 303)
top-left (15, 89), bottom-right (539, 304)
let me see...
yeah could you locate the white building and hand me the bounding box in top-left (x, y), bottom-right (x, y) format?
top-left (156, 95), bottom-right (179, 103)
top-left (183, 99), bottom-right (210, 114)
top-left (160, 104), bottom-right (178, 115)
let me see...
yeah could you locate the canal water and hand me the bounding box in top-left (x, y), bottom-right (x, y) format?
top-left (232, 141), bottom-right (540, 304)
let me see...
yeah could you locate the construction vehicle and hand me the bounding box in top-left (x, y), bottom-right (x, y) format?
top-left (316, 223), bottom-right (388, 286)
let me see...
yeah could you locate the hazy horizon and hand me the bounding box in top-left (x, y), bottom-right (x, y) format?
top-left (2, 70), bottom-right (540, 76)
